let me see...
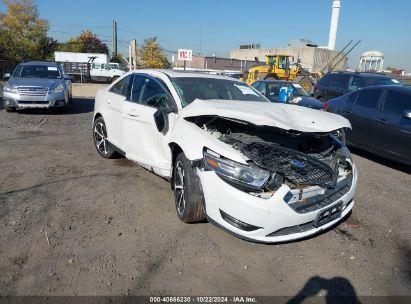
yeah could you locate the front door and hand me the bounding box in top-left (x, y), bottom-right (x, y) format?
top-left (374, 89), bottom-right (411, 163)
top-left (105, 75), bottom-right (132, 150)
top-left (123, 75), bottom-right (176, 173)
top-left (341, 88), bottom-right (382, 149)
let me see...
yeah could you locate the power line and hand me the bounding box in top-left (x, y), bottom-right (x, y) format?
top-left (48, 24), bottom-right (228, 57)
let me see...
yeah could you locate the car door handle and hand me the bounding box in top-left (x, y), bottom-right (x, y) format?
top-left (126, 109), bottom-right (139, 117)
top-left (342, 109), bottom-right (352, 114)
top-left (375, 119), bottom-right (387, 125)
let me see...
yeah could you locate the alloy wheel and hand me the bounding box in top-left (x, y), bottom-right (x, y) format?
top-left (94, 122), bottom-right (109, 156)
top-left (174, 161), bottom-right (186, 215)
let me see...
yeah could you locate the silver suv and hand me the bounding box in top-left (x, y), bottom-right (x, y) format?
top-left (3, 61), bottom-right (72, 112)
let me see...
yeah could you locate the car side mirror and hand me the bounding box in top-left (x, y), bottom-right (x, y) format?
top-left (153, 108), bottom-right (170, 135)
top-left (402, 110), bottom-right (411, 120)
top-left (4, 73), bottom-right (10, 80)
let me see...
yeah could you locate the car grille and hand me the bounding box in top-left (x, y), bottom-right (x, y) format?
top-left (266, 199), bottom-right (353, 237)
top-left (241, 142), bottom-right (337, 188)
top-left (288, 175), bottom-right (353, 214)
top-left (17, 87), bottom-right (48, 96)
top-left (18, 100), bottom-right (49, 104)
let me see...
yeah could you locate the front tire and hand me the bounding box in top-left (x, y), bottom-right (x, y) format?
top-left (5, 107), bottom-right (16, 113)
top-left (173, 152), bottom-right (206, 223)
top-left (93, 117), bottom-right (117, 159)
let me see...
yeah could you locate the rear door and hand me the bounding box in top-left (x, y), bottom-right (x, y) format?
top-left (374, 89), bottom-right (411, 163)
top-left (341, 88), bottom-right (383, 148)
top-left (105, 75), bottom-right (132, 150)
top-left (123, 74), bottom-right (176, 172)
top-left (314, 74), bottom-right (332, 100)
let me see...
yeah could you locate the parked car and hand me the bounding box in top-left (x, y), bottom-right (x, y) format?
top-left (328, 85), bottom-right (411, 165)
top-left (2, 61), bottom-right (72, 112)
top-left (252, 80), bottom-right (326, 110)
top-left (314, 71), bottom-right (401, 102)
top-left (92, 70), bottom-right (357, 243)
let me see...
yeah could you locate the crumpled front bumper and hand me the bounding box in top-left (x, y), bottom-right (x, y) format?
top-left (3, 91), bottom-right (67, 108)
top-left (197, 162), bottom-right (357, 243)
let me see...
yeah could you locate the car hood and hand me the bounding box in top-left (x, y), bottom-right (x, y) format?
top-left (8, 77), bottom-right (62, 89)
top-left (179, 99), bottom-right (351, 133)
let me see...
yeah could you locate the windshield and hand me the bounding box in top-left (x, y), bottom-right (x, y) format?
top-left (369, 77), bottom-right (402, 86)
top-left (13, 65), bottom-right (61, 79)
top-left (171, 77), bottom-right (268, 107)
top-left (267, 83), bottom-right (310, 97)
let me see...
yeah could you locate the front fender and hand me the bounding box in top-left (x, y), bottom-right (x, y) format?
top-left (169, 116), bottom-right (247, 164)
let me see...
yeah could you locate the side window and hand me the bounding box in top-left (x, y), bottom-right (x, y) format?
top-left (318, 74), bottom-right (332, 86)
top-left (252, 82), bottom-right (265, 95)
top-left (109, 76), bottom-right (131, 97)
top-left (348, 76), bottom-right (365, 92)
top-left (383, 91), bottom-right (411, 115)
top-left (330, 75), bottom-right (351, 89)
top-left (354, 89), bottom-right (381, 109)
top-left (92, 63), bottom-right (100, 69)
top-left (130, 75), bottom-right (147, 103)
top-left (347, 92), bottom-right (358, 104)
top-left (267, 83), bottom-right (281, 96)
top-left (140, 77), bottom-right (173, 110)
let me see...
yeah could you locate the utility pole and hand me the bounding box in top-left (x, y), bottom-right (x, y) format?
top-left (131, 39), bottom-right (137, 70)
top-left (112, 19), bottom-right (117, 59)
top-left (129, 43), bottom-right (132, 71)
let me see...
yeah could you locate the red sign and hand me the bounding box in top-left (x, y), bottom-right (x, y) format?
top-left (178, 49), bottom-right (192, 61)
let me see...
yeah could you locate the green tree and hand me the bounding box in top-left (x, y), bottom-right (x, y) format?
top-left (139, 37), bottom-right (170, 69)
top-left (0, 0), bottom-right (51, 61)
top-left (58, 30), bottom-right (109, 54)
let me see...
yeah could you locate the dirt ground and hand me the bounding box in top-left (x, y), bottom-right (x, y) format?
top-left (0, 90), bottom-right (410, 298)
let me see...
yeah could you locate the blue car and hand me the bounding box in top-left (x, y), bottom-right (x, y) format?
top-left (252, 80), bottom-right (326, 110)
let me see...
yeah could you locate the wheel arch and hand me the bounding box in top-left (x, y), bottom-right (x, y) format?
top-left (169, 142), bottom-right (183, 190)
top-left (93, 112), bottom-right (102, 121)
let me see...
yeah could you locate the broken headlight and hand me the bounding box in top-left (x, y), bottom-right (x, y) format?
top-left (331, 135), bottom-right (352, 163)
top-left (203, 149), bottom-right (270, 191)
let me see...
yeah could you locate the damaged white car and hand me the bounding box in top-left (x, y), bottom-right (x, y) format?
top-left (92, 70), bottom-right (357, 243)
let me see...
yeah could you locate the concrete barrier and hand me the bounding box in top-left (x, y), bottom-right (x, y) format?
top-left (72, 83), bottom-right (107, 98)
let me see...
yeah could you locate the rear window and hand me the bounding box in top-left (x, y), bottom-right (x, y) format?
top-left (330, 74), bottom-right (351, 89)
top-left (354, 89), bottom-right (382, 109)
top-left (318, 74), bottom-right (332, 86)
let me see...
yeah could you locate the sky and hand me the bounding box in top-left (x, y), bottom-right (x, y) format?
top-left (1, 0), bottom-right (410, 71)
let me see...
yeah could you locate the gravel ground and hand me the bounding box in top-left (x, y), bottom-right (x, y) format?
top-left (0, 96), bottom-right (410, 298)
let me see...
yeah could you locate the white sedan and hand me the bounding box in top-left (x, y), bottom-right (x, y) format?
top-left (92, 70), bottom-right (357, 243)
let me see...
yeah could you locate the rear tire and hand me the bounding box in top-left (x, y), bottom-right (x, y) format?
top-left (93, 117), bottom-right (118, 159)
top-left (173, 152), bottom-right (206, 223)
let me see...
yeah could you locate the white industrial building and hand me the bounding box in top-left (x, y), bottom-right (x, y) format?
top-left (229, 0), bottom-right (348, 73)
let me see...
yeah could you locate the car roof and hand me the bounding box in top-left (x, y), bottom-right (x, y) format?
top-left (256, 80), bottom-right (289, 84)
top-left (360, 85), bottom-right (411, 92)
top-left (126, 69), bottom-right (238, 81)
top-left (19, 61), bottom-right (60, 67)
top-left (327, 71), bottom-right (394, 79)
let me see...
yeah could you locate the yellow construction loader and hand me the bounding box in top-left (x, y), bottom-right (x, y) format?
top-left (242, 54), bottom-right (315, 92)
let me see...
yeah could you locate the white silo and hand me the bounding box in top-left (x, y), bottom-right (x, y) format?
top-left (359, 51), bottom-right (384, 72)
top-left (328, 0), bottom-right (341, 51)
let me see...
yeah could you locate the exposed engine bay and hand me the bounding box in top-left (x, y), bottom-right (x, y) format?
top-left (187, 115), bottom-right (353, 191)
